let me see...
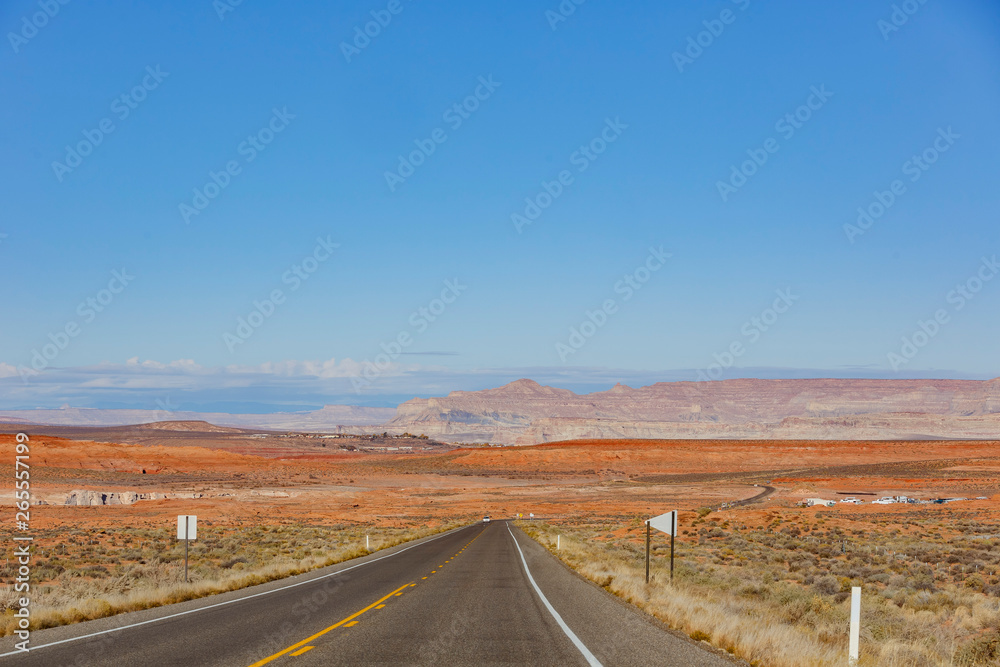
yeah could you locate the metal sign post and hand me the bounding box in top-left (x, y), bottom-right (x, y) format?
top-left (645, 521), bottom-right (651, 583)
top-left (646, 510), bottom-right (678, 585)
top-left (670, 511), bottom-right (676, 584)
top-left (177, 515), bottom-right (197, 583)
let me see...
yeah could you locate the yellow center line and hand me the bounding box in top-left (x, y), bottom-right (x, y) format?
top-left (290, 646), bottom-right (314, 657)
top-left (376, 604), bottom-right (386, 609)
top-left (344, 621), bottom-right (359, 627)
top-left (248, 582), bottom-right (412, 666)
top-left (423, 531), bottom-right (481, 577)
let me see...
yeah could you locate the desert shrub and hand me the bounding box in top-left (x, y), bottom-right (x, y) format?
top-left (954, 630), bottom-right (1000, 665)
top-left (813, 575), bottom-right (839, 595)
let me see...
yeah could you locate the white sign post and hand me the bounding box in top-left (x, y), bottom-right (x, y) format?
top-left (849, 586), bottom-right (861, 665)
top-left (645, 510), bottom-right (677, 583)
top-left (177, 515), bottom-right (197, 582)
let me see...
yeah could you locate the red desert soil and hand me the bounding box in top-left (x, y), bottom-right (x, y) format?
top-left (2, 435), bottom-right (997, 535)
top-left (443, 438), bottom-right (1000, 474)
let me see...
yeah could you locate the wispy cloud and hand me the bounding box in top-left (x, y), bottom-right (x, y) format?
top-left (399, 351), bottom-right (459, 356)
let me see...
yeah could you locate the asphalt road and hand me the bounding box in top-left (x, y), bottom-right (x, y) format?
top-left (1, 521), bottom-right (737, 666)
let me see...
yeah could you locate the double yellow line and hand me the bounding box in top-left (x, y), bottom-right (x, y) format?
top-left (249, 582), bottom-right (411, 666)
top-left (251, 524), bottom-right (488, 665)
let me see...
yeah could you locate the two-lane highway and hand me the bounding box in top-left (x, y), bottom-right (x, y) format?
top-left (1, 521), bottom-right (737, 666)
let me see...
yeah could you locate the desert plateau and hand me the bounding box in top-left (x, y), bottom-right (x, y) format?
top-left (2, 421), bottom-right (999, 665)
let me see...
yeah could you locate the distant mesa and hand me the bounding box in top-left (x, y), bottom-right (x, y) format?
top-left (385, 377), bottom-right (1000, 445)
top-left (132, 420), bottom-right (245, 433)
top-left (0, 416), bottom-right (34, 425)
top-left (0, 405), bottom-right (396, 432)
top-left (3, 377), bottom-right (999, 447)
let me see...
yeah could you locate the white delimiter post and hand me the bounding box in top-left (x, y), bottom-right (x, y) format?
top-left (366, 535), bottom-right (370, 551)
top-left (849, 586), bottom-right (861, 665)
top-left (557, 535), bottom-right (560, 550)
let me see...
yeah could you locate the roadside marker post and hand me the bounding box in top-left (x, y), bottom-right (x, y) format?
top-left (176, 515), bottom-right (197, 583)
top-left (849, 586), bottom-right (861, 665)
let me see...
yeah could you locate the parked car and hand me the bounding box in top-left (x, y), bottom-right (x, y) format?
top-left (839, 497), bottom-right (862, 504)
top-left (873, 497), bottom-right (896, 504)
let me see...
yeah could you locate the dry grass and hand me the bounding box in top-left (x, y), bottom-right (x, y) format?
top-left (519, 518), bottom-right (1000, 667)
top-left (0, 520), bottom-right (467, 636)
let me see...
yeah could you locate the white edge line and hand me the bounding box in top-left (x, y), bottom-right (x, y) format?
top-left (1, 524), bottom-right (471, 657)
top-left (507, 523), bottom-right (602, 667)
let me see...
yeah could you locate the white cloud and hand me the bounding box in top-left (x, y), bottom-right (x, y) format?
top-left (122, 357), bottom-right (204, 372)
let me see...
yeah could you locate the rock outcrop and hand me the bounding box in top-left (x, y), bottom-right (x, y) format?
top-left (64, 490), bottom-right (153, 506)
top-left (61, 490), bottom-right (214, 505)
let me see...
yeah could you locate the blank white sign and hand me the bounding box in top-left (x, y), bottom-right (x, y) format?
top-left (647, 510), bottom-right (677, 536)
top-left (177, 515), bottom-right (197, 540)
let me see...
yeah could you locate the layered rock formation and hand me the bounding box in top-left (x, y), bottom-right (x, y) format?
top-left (64, 490), bottom-right (152, 506)
top-left (385, 378), bottom-right (1000, 445)
top-left (60, 490), bottom-right (216, 505)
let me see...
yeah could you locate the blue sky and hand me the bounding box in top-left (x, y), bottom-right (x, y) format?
top-left (2, 0), bottom-right (999, 411)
